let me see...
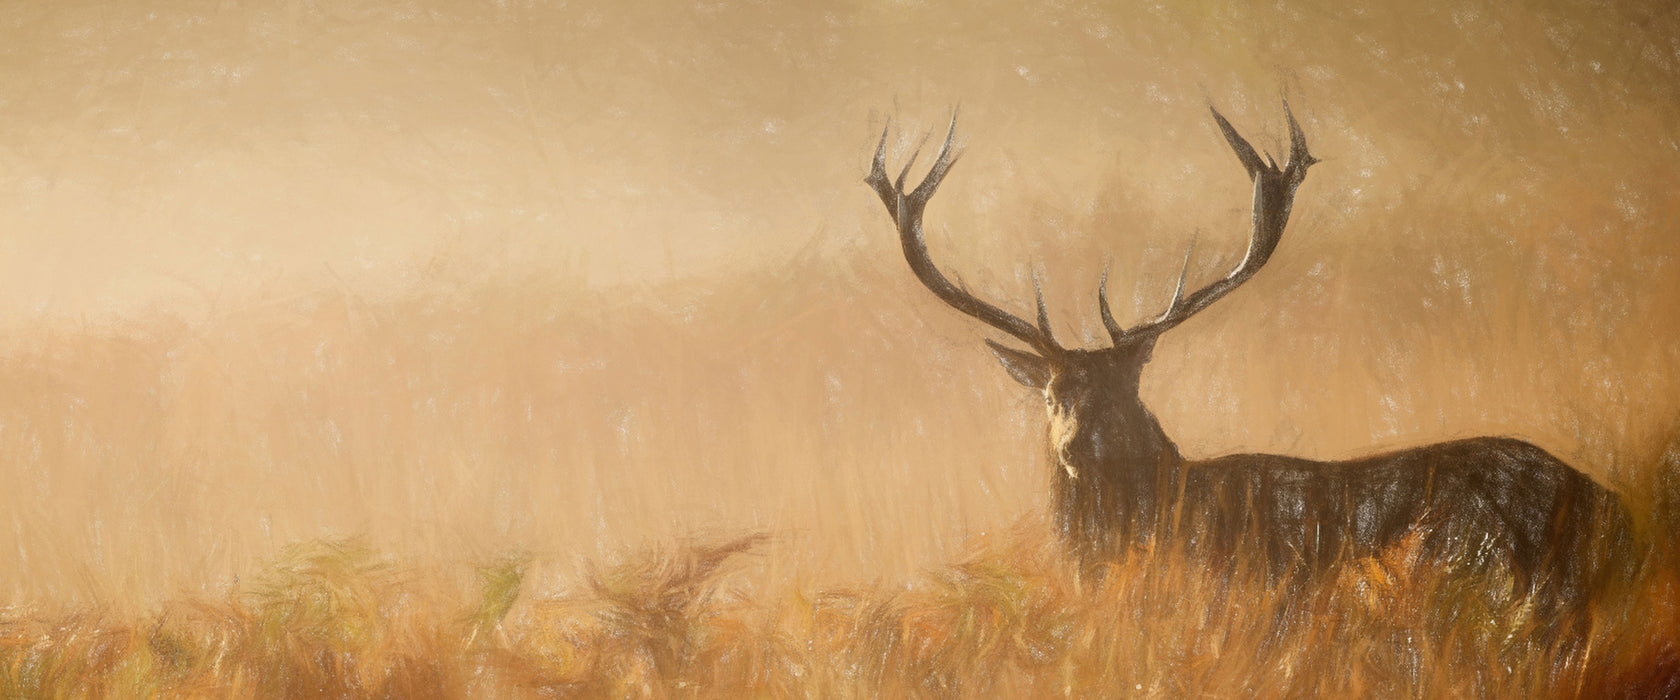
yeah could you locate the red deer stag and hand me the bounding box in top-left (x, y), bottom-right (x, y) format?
top-left (866, 105), bottom-right (1635, 604)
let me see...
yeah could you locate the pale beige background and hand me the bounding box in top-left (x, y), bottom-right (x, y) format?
top-left (1, 0), bottom-right (1676, 608)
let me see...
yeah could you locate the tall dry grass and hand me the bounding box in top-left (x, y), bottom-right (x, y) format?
top-left (1, 242), bottom-right (1677, 697)
top-left (5, 238), bottom-right (1675, 613)
top-left (0, 250), bottom-right (1047, 610)
top-left (2, 525), bottom-right (1675, 699)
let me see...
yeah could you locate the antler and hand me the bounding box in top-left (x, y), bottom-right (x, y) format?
top-left (867, 113), bottom-right (1061, 356)
top-left (1106, 102), bottom-right (1317, 344)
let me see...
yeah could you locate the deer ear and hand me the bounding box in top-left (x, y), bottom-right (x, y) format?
top-left (985, 339), bottom-right (1051, 389)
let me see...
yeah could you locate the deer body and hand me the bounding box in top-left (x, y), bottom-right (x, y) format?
top-left (1193, 438), bottom-right (1622, 575)
top-left (867, 104), bottom-right (1635, 602)
top-left (1024, 346), bottom-right (1629, 595)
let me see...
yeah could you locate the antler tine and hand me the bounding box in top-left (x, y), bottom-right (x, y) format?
top-left (1032, 270), bottom-right (1056, 345)
top-left (910, 110), bottom-right (963, 203)
top-left (1210, 105), bottom-right (1266, 179)
top-left (1152, 234), bottom-right (1197, 325)
top-left (867, 123), bottom-right (897, 221)
top-left (1097, 266), bottom-right (1125, 344)
top-left (1120, 104), bottom-right (1315, 342)
top-left (894, 128), bottom-right (931, 193)
top-left (1283, 100), bottom-right (1318, 178)
top-left (865, 112), bottom-right (1058, 356)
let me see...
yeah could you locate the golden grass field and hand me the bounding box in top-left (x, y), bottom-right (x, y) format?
top-left (1, 261), bottom-right (1677, 698)
top-left (3, 526), bottom-right (1677, 698)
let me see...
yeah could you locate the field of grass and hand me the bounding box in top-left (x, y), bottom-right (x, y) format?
top-left (0, 254), bottom-right (1676, 698)
top-left (3, 523), bottom-right (1675, 699)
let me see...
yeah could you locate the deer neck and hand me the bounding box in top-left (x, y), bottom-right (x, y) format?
top-left (1047, 390), bottom-right (1181, 553)
top-left (1050, 392), bottom-right (1180, 484)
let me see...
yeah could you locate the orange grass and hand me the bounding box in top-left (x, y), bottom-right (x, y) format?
top-left (0, 249), bottom-right (1675, 699)
top-left (2, 526), bottom-right (1674, 699)
top-left (1, 261), bottom-right (1675, 698)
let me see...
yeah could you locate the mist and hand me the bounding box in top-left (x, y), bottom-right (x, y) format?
top-left (2, 0), bottom-right (1677, 615)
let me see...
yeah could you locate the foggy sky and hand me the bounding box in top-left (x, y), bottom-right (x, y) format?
top-left (3, 1), bottom-right (1671, 319)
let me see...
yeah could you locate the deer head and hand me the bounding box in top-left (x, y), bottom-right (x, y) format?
top-left (867, 104), bottom-right (1317, 545)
